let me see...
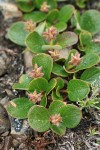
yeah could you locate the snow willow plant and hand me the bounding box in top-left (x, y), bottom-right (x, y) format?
top-left (6, 1), bottom-right (100, 135)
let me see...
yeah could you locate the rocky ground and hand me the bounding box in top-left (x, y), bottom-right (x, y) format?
top-left (0, 0), bottom-right (100, 150)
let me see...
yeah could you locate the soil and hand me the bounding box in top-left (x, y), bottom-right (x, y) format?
top-left (0, 0), bottom-right (100, 150)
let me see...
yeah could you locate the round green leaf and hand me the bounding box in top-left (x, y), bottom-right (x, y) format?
top-left (55, 32), bottom-right (78, 48)
top-left (68, 79), bottom-right (90, 101)
top-left (36, 0), bottom-right (57, 9)
top-left (59, 5), bottom-right (74, 22)
top-left (79, 32), bottom-right (100, 54)
top-left (75, 53), bottom-right (100, 71)
top-left (47, 0), bottom-right (57, 9)
top-left (29, 77), bottom-right (48, 93)
top-left (65, 51), bottom-right (100, 73)
top-left (54, 21), bottom-right (67, 32)
top-left (46, 78), bottom-right (57, 95)
top-left (49, 101), bottom-right (66, 135)
top-left (7, 22), bottom-right (29, 46)
top-left (49, 101), bottom-right (65, 115)
top-left (28, 105), bottom-right (50, 132)
top-left (6, 98), bottom-right (34, 119)
top-left (59, 104), bottom-right (82, 128)
top-left (80, 10), bottom-right (100, 34)
top-left (80, 67), bottom-right (100, 84)
top-left (25, 32), bottom-right (45, 53)
top-left (32, 53), bottom-right (53, 80)
top-left (52, 63), bottom-right (68, 77)
top-left (85, 42), bottom-right (100, 54)
top-left (24, 11), bottom-right (47, 23)
top-left (50, 124), bottom-right (66, 135)
top-left (35, 0), bottom-right (45, 8)
top-left (18, 1), bottom-right (35, 12)
top-left (12, 74), bottom-right (32, 90)
top-left (46, 9), bottom-right (59, 23)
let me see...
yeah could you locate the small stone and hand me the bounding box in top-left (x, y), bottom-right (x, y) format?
top-left (0, 2), bottom-right (22, 20)
top-left (5, 89), bottom-right (13, 96)
top-left (24, 51), bottom-right (33, 73)
top-left (0, 96), bottom-right (9, 106)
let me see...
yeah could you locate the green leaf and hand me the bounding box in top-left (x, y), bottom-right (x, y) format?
top-left (79, 32), bottom-right (92, 48)
top-left (46, 9), bottom-right (59, 23)
top-left (79, 31), bottom-right (100, 53)
top-left (56, 77), bottom-right (64, 89)
top-left (7, 22), bottom-right (29, 46)
top-left (54, 21), bottom-right (67, 32)
top-left (59, 104), bottom-right (82, 128)
top-left (80, 10), bottom-right (100, 34)
top-left (42, 45), bottom-right (62, 51)
top-left (75, 0), bottom-right (86, 8)
top-left (65, 51), bottom-right (100, 73)
top-left (35, 22), bottom-right (46, 35)
top-left (29, 77), bottom-right (48, 93)
top-left (28, 105), bottom-right (50, 132)
top-left (75, 53), bottom-right (100, 71)
top-left (59, 5), bottom-right (74, 22)
top-left (36, 0), bottom-right (57, 9)
top-left (40, 95), bottom-right (47, 107)
top-left (52, 91), bottom-right (63, 101)
top-left (18, 1), bottom-right (35, 12)
top-left (80, 67), bottom-right (100, 84)
top-left (55, 77), bottom-right (64, 98)
top-left (68, 79), bottom-right (90, 101)
top-left (56, 86), bottom-right (61, 97)
top-left (85, 42), bottom-right (100, 54)
top-left (35, 0), bottom-right (45, 8)
top-left (52, 63), bottom-right (68, 77)
top-left (24, 11), bottom-right (47, 23)
top-left (25, 32), bottom-right (45, 53)
top-left (47, 0), bottom-right (57, 9)
top-left (46, 78), bottom-right (57, 95)
top-left (32, 53), bottom-right (53, 80)
top-left (49, 101), bottom-right (65, 115)
top-left (65, 49), bottom-right (77, 69)
top-left (50, 123), bottom-right (66, 135)
top-left (49, 101), bottom-right (66, 135)
top-left (6, 98), bottom-right (33, 119)
top-left (13, 74), bottom-right (32, 90)
top-left (55, 32), bottom-right (78, 48)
